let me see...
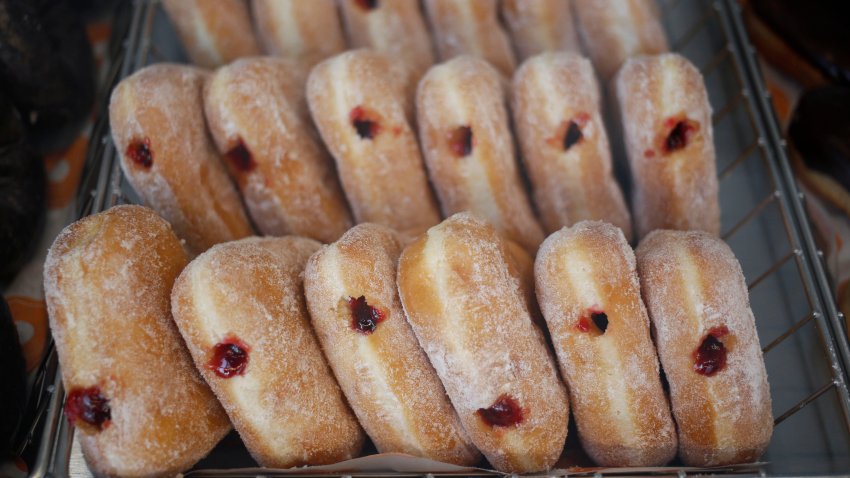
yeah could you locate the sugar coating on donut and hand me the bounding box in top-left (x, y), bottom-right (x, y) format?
top-left (307, 50), bottom-right (441, 232)
top-left (512, 52), bottom-right (632, 239)
top-left (636, 230), bottom-right (772, 466)
top-left (109, 63), bottom-right (253, 254)
top-left (44, 205), bottom-right (230, 477)
top-left (171, 236), bottom-right (365, 468)
top-left (535, 221), bottom-right (676, 466)
top-left (614, 53), bottom-right (720, 238)
top-left (423, 0), bottom-right (516, 76)
top-left (501, 0), bottom-right (582, 61)
top-left (304, 223), bottom-right (481, 464)
top-left (397, 212), bottom-right (569, 473)
top-left (204, 57), bottom-right (352, 243)
top-left (253, 0), bottom-right (346, 67)
top-left (417, 56), bottom-right (544, 252)
top-left (573, 0), bottom-right (669, 81)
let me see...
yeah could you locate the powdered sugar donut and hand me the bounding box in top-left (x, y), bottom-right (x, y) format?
top-left (171, 236), bottom-right (365, 468)
top-left (304, 223), bottom-right (480, 465)
top-left (636, 230), bottom-right (773, 466)
top-left (513, 52), bottom-right (632, 239)
top-left (44, 205), bottom-right (230, 477)
top-left (252, 0), bottom-right (346, 67)
top-left (398, 212), bottom-right (569, 473)
top-left (204, 57), bottom-right (352, 243)
top-left (417, 56), bottom-right (544, 251)
top-left (109, 63), bottom-right (253, 254)
top-left (307, 49), bottom-right (441, 234)
top-left (535, 221), bottom-right (676, 466)
top-left (614, 53), bottom-right (720, 238)
top-left (501, 0), bottom-right (582, 61)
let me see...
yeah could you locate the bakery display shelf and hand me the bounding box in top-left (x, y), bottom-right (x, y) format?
top-left (22, 0), bottom-right (850, 476)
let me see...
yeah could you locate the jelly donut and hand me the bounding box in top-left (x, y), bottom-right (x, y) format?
top-left (304, 223), bottom-right (480, 465)
top-left (636, 230), bottom-right (773, 466)
top-left (535, 221), bottom-right (677, 466)
top-left (161, 0), bottom-right (260, 68)
top-left (109, 63), bottom-right (253, 255)
top-left (397, 212), bottom-right (569, 473)
top-left (307, 49), bottom-right (441, 233)
top-left (573, 0), bottom-right (668, 82)
top-left (252, 0), bottom-right (346, 67)
top-left (417, 56), bottom-right (544, 252)
top-left (204, 57), bottom-right (352, 243)
top-left (423, 0), bottom-right (516, 76)
top-left (614, 53), bottom-right (720, 238)
top-left (339, 0), bottom-right (435, 88)
top-left (43, 205), bottom-right (230, 477)
top-left (171, 236), bottom-right (365, 468)
top-left (512, 52), bottom-right (632, 239)
top-left (501, 0), bottom-right (582, 61)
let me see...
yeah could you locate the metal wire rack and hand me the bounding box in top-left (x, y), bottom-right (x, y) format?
top-left (23, 0), bottom-right (850, 476)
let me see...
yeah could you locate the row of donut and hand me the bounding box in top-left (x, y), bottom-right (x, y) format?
top-left (45, 206), bottom-right (771, 477)
top-left (161, 0), bottom-right (665, 82)
top-left (109, 47), bottom-right (718, 257)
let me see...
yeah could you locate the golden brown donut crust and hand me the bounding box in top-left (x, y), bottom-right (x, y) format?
top-left (304, 223), bottom-right (480, 465)
top-left (513, 52), bottom-right (632, 239)
top-left (397, 212), bottom-right (569, 473)
top-left (252, 0), bottom-right (347, 67)
top-left (573, 0), bottom-right (668, 81)
top-left (535, 221), bottom-right (677, 466)
top-left (171, 236), bottom-right (365, 468)
top-left (614, 53), bottom-right (720, 239)
top-left (423, 0), bottom-right (516, 76)
top-left (161, 0), bottom-right (260, 68)
top-left (339, 0), bottom-right (435, 88)
top-left (636, 230), bottom-right (773, 466)
top-left (109, 63), bottom-right (253, 255)
top-left (204, 57), bottom-right (352, 243)
top-left (417, 56), bottom-right (545, 252)
top-left (307, 49), bottom-right (441, 233)
top-left (44, 205), bottom-right (231, 477)
top-left (501, 0), bottom-right (582, 61)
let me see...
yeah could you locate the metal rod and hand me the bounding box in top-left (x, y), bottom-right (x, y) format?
top-left (762, 313), bottom-right (815, 354)
top-left (774, 381), bottom-right (836, 426)
top-left (672, 8), bottom-right (712, 52)
top-left (747, 249), bottom-right (796, 291)
top-left (712, 90), bottom-right (745, 125)
top-left (722, 191), bottom-right (777, 240)
top-left (719, 140), bottom-right (760, 180)
top-left (700, 46), bottom-right (732, 76)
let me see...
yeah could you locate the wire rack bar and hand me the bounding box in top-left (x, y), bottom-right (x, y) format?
top-left (747, 249), bottom-right (797, 291)
top-left (719, 140), bottom-right (760, 180)
top-left (722, 190), bottom-right (778, 240)
top-left (762, 313), bottom-right (815, 354)
top-left (774, 381), bottom-right (837, 427)
top-left (671, 7), bottom-right (713, 52)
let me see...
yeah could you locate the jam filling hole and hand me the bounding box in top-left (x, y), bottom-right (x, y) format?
top-left (448, 125), bottom-right (473, 157)
top-left (354, 0), bottom-right (379, 10)
top-left (693, 325), bottom-right (729, 376)
top-left (477, 394), bottom-right (524, 427)
top-left (208, 338), bottom-right (250, 378)
top-left (126, 137), bottom-right (153, 169)
top-left (562, 120), bottom-right (583, 151)
top-left (349, 295), bottom-right (386, 334)
top-left (575, 308), bottom-right (608, 335)
top-left (225, 137), bottom-right (256, 172)
top-left (663, 118), bottom-right (699, 154)
top-left (350, 106), bottom-right (381, 140)
top-left (64, 386), bottom-right (111, 431)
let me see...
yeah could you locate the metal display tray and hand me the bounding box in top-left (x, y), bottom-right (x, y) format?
top-left (22, 0), bottom-right (850, 476)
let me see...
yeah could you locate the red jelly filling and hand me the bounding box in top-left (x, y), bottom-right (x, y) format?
top-left (225, 137), bottom-right (256, 172)
top-left (477, 394), bottom-right (524, 427)
top-left (693, 326), bottom-right (729, 376)
top-left (208, 339), bottom-right (250, 378)
top-left (64, 386), bottom-right (111, 430)
top-left (350, 106), bottom-right (380, 140)
top-left (349, 296), bottom-right (385, 334)
top-left (354, 0), bottom-right (379, 10)
top-left (126, 137), bottom-right (153, 168)
top-left (448, 125), bottom-right (473, 157)
top-left (662, 118), bottom-right (699, 154)
top-left (562, 120), bottom-right (583, 151)
top-left (575, 308), bottom-right (608, 335)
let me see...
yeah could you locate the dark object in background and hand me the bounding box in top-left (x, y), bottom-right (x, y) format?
top-left (0, 0), bottom-right (95, 153)
top-left (788, 87), bottom-right (850, 216)
top-left (68, 0), bottom-right (118, 21)
top-left (0, 295), bottom-right (27, 457)
top-left (748, 0), bottom-right (850, 87)
top-left (0, 92), bottom-right (47, 285)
